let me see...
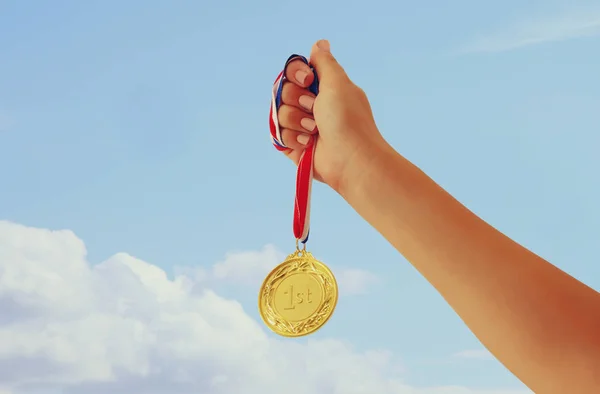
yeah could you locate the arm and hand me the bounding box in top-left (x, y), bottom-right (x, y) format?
top-left (276, 40), bottom-right (600, 392)
top-left (341, 142), bottom-right (600, 393)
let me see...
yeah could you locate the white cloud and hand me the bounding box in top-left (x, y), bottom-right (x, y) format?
top-left (0, 220), bottom-right (530, 393)
top-left (336, 268), bottom-right (380, 295)
top-left (461, 9), bottom-right (600, 53)
top-left (211, 244), bottom-right (283, 284)
top-left (183, 244), bottom-right (380, 296)
top-left (454, 349), bottom-right (494, 361)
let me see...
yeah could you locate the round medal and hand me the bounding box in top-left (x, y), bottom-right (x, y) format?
top-left (258, 249), bottom-right (338, 337)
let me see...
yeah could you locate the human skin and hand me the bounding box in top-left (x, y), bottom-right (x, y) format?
top-left (275, 39), bottom-right (600, 393)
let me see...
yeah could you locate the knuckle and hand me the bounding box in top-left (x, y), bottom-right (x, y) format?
top-left (281, 83), bottom-right (296, 102)
top-left (277, 105), bottom-right (295, 127)
top-left (278, 104), bottom-right (292, 117)
top-left (280, 128), bottom-right (296, 146)
top-left (285, 60), bottom-right (304, 78)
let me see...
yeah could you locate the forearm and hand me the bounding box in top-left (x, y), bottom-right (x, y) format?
top-left (340, 142), bottom-right (600, 393)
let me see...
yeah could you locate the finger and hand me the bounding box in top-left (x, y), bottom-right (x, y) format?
top-left (280, 128), bottom-right (314, 151)
top-left (278, 105), bottom-right (317, 134)
top-left (281, 82), bottom-right (315, 113)
top-left (284, 59), bottom-right (315, 88)
top-left (283, 147), bottom-right (302, 165)
top-left (309, 39), bottom-right (349, 84)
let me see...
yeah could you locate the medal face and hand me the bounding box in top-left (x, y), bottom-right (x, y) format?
top-left (258, 250), bottom-right (338, 337)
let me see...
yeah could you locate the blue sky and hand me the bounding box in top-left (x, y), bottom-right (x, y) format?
top-left (1, 0), bottom-right (599, 392)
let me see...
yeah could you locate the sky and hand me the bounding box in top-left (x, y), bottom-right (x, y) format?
top-left (1, 0), bottom-right (600, 393)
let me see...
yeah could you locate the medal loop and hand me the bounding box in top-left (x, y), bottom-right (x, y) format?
top-left (295, 238), bottom-right (307, 253)
top-left (269, 54), bottom-right (320, 245)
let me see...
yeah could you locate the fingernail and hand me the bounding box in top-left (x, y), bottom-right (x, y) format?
top-left (295, 70), bottom-right (309, 85)
top-left (297, 134), bottom-right (311, 145)
top-left (300, 118), bottom-right (316, 132)
top-left (317, 39), bottom-right (330, 53)
top-left (298, 95), bottom-right (315, 111)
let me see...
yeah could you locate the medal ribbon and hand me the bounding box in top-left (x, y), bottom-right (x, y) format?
top-left (269, 54), bottom-right (320, 245)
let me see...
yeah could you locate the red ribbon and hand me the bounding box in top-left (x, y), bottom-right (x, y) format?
top-left (269, 54), bottom-right (319, 244)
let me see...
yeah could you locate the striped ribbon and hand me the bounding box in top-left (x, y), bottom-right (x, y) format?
top-left (269, 54), bottom-right (320, 244)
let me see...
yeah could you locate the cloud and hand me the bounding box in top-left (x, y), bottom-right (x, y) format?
top-left (336, 268), bottom-right (380, 295)
top-left (453, 349), bottom-right (494, 361)
top-left (461, 9), bottom-right (600, 53)
top-left (0, 220), bottom-right (530, 394)
top-left (182, 244), bottom-right (380, 296)
top-left (210, 244), bottom-right (283, 284)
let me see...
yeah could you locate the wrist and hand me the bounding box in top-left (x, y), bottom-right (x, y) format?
top-left (336, 136), bottom-right (401, 202)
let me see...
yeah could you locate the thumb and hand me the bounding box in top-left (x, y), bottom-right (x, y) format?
top-left (309, 39), bottom-right (348, 84)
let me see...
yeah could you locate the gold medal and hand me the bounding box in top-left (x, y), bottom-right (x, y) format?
top-left (258, 243), bottom-right (338, 337)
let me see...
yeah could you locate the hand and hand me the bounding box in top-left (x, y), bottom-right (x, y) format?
top-left (275, 39), bottom-right (387, 194)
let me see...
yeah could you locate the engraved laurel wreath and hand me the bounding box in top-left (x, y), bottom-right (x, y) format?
top-left (260, 251), bottom-right (338, 336)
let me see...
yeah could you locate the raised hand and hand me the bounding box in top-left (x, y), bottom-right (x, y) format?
top-left (275, 40), bottom-right (387, 194)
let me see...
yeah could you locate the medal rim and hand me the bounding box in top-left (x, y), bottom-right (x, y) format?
top-left (258, 250), bottom-right (338, 338)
